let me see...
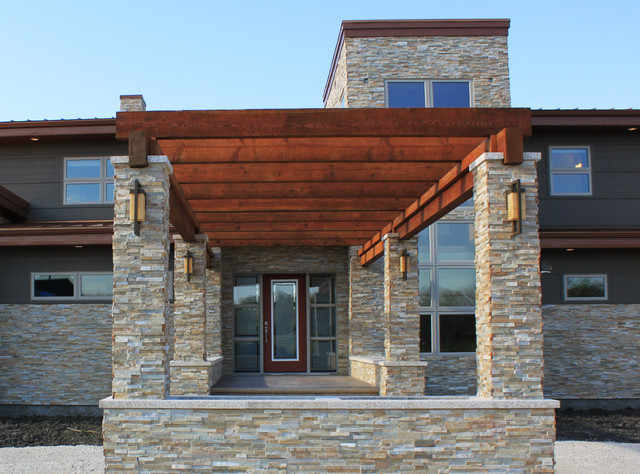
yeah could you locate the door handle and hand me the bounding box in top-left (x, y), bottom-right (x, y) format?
top-left (264, 321), bottom-right (269, 343)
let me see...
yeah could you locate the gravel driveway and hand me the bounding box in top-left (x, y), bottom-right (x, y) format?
top-left (1, 442), bottom-right (639, 473)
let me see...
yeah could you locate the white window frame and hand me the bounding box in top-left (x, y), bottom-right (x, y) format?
top-left (564, 274), bottom-right (608, 301)
top-left (548, 146), bottom-right (592, 196)
top-left (63, 157), bottom-right (114, 205)
top-left (384, 79), bottom-right (473, 108)
top-left (31, 271), bottom-right (113, 301)
top-left (418, 221), bottom-right (476, 356)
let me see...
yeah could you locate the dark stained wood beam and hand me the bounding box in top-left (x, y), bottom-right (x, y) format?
top-left (0, 185), bottom-right (29, 222)
top-left (168, 173), bottom-right (200, 242)
top-left (359, 139), bottom-right (488, 265)
top-left (491, 127), bottom-right (523, 165)
top-left (539, 230), bottom-right (640, 249)
top-left (158, 137), bottom-right (483, 164)
top-left (208, 238), bottom-right (367, 247)
top-left (195, 210), bottom-right (400, 224)
top-left (206, 230), bottom-right (373, 241)
top-left (116, 108), bottom-right (532, 140)
top-left (199, 221), bottom-right (389, 232)
top-left (0, 234), bottom-right (112, 246)
top-left (128, 130), bottom-right (149, 168)
top-left (190, 197), bottom-right (415, 213)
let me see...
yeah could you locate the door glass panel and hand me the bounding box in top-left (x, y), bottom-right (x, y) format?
top-left (310, 306), bottom-right (335, 338)
top-left (311, 340), bottom-right (336, 371)
top-left (272, 281), bottom-right (297, 360)
top-left (235, 341), bottom-right (259, 371)
top-left (235, 307), bottom-right (259, 337)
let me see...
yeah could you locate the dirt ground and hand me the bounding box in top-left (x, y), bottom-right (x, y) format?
top-left (0, 409), bottom-right (638, 447)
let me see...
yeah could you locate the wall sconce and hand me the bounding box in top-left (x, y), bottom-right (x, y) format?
top-left (506, 179), bottom-right (526, 237)
top-left (183, 250), bottom-right (194, 282)
top-left (129, 179), bottom-right (146, 236)
top-left (400, 249), bottom-right (409, 280)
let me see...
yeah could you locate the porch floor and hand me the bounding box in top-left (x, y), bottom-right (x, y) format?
top-left (210, 375), bottom-right (379, 395)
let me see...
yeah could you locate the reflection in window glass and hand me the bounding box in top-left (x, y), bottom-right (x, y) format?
top-left (418, 229), bottom-right (430, 263)
top-left (311, 340), bottom-right (336, 371)
top-left (80, 274), bottom-right (113, 297)
top-left (105, 182), bottom-right (114, 203)
top-left (437, 223), bottom-right (474, 261)
top-left (551, 174), bottom-right (590, 195)
top-left (105, 159), bottom-right (114, 178)
top-left (419, 314), bottom-right (432, 353)
top-left (438, 268), bottom-right (475, 307)
top-left (419, 270), bottom-right (431, 307)
top-left (233, 276), bottom-right (259, 305)
top-left (235, 342), bottom-right (259, 370)
top-left (550, 148), bottom-right (589, 169)
top-left (235, 307), bottom-right (259, 337)
top-left (309, 275), bottom-right (334, 304)
top-left (432, 82), bottom-right (470, 108)
top-left (310, 306), bottom-right (335, 338)
top-left (66, 159), bottom-right (101, 178)
top-left (565, 275), bottom-right (606, 299)
top-left (550, 147), bottom-right (591, 195)
top-left (34, 275), bottom-right (75, 298)
top-left (387, 82), bottom-right (426, 108)
top-left (65, 183), bottom-right (101, 203)
top-left (439, 314), bottom-right (476, 352)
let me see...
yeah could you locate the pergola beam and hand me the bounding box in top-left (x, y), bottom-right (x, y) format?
top-left (168, 173), bottom-right (200, 243)
top-left (0, 185), bottom-right (29, 222)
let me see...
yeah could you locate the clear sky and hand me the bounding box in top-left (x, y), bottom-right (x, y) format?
top-left (1, 0), bottom-right (638, 121)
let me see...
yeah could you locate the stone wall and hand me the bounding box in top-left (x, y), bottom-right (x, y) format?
top-left (102, 398), bottom-right (557, 473)
top-left (325, 44), bottom-right (347, 108)
top-left (329, 36), bottom-right (510, 109)
top-left (543, 304), bottom-right (640, 399)
top-left (424, 355), bottom-right (477, 396)
top-left (220, 247), bottom-right (349, 374)
top-left (0, 304), bottom-right (111, 405)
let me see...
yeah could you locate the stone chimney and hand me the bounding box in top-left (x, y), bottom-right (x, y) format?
top-left (120, 95), bottom-right (146, 112)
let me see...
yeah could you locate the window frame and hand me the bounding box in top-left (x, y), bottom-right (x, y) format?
top-left (31, 271), bottom-right (113, 301)
top-left (548, 146), bottom-right (592, 196)
top-left (384, 79), bottom-right (473, 108)
top-left (63, 157), bottom-right (114, 205)
top-left (563, 274), bottom-right (608, 301)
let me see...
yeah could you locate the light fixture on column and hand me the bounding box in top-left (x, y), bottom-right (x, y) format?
top-left (183, 250), bottom-right (194, 282)
top-left (129, 179), bottom-right (146, 236)
top-left (400, 248), bottom-right (409, 280)
top-left (506, 179), bottom-right (526, 237)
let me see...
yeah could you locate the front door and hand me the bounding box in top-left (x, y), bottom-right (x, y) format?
top-left (263, 274), bottom-right (307, 372)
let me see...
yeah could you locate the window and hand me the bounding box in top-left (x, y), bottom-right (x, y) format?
top-left (564, 275), bottom-right (607, 301)
top-left (386, 80), bottom-right (471, 108)
top-left (233, 275), bottom-right (261, 372)
top-left (418, 222), bottom-right (476, 355)
top-left (32, 272), bottom-right (112, 300)
top-left (64, 157), bottom-right (114, 204)
top-left (309, 275), bottom-right (337, 372)
top-left (549, 147), bottom-right (591, 195)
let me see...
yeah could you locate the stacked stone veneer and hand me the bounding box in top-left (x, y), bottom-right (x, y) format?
top-left (101, 398), bottom-right (557, 472)
top-left (0, 304), bottom-right (111, 405)
top-left (220, 247), bottom-right (349, 374)
top-left (543, 304), bottom-right (640, 399)
top-left (205, 247), bottom-right (222, 359)
top-left (471, 152), bottom-right (544, 399)
top-left (326, 36), bottom-right (510, 108)
top-left (111, 156), bottom-right (171, 399)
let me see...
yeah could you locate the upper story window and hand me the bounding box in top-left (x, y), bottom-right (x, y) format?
top-left (32, 272), bottom-right (113, 301)
top-left (386, 80), bottom-right (471, 108)
top-left (549, 147), bottom-right (591, 196)
top-left (64, 157), bottom-right (114, 204)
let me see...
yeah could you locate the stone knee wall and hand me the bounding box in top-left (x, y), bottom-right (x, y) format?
top-left (0, 304), bottom-right (111, 405)
top-left (102, 399), bottom-right (557, 473)
top-left (220, 247), bottom-right (349, 374)
top-left (424, 355), bottom-right (477, 396)
top-left (543, 304), bottom-right (640, 399)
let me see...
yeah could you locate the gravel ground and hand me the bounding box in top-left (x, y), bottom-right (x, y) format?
top-left (0, 446), bottom-right (103, 473)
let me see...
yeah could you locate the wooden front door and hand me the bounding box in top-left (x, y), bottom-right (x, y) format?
top-left (263, 274), bottom-right (307, 372)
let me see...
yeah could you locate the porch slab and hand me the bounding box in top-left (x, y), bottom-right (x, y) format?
top-left (210, 374), bottom-right (378, 395)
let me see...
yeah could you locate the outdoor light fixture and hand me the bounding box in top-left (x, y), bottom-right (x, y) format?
top-left (506, 179), bottom-right (526, 237)
top-left (129, 179), bottom-right (146, 236)
top-left (400, 248), bottom-right (409, 280)
top-left (183, 250), bottom-right (194, 282)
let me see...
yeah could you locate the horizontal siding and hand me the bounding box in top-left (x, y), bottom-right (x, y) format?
top-left (541, 248), bottom-right (640, 304)
top-left (0, 246), bottom-right (112, 304)
top-left (0, 140), bottom-right (125, 221)
top-left (526, 131), bottom-right (640, 229)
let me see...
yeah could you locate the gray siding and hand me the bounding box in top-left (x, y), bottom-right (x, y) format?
top-left (0, 140), bottom-right (125, 221)
top-left (0, 246), bottom-right (112, 304)
top-left (541, 248), bottom-right (640, 304)
top-left (526, 130), bottom-right (640, 230)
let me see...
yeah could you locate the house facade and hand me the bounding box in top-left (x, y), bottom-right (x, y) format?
top-left (0, 18), bottom-right (637, 472)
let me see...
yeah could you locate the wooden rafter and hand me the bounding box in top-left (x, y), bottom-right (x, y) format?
top-left (0, 185), bottom-right (29, 222)
top-left (168, 173), bottom-right (200, 242)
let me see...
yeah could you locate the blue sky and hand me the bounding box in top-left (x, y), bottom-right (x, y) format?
top-left (1, 0), bottom-right (638, 121)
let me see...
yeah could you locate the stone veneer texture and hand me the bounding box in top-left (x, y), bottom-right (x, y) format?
top-left (543, 304), bottom-right (640, 399)
top-left (326, 36), bottom-right (510, 109)
top-left (220, 247), bottom-right (349, 374)
top-left (325, 44), bottom-right (348, 108)
top-left (0, 304), bottom-right (111, 405)
top-left (102, 403), bottom-right (556, 472)
top-left (205, 247), bottom-right (223, 359)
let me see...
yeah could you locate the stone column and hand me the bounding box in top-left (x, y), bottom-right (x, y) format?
top-left (205, 247), bottom-right (223, 358)
top-left (111, 156), bottom-right (171, 399)
top-left (380, 234), bottom-right (427, 396)
top-left (470, 152), bottom-right (544, 399)
top-left (170, 235), bottom-right (216, 395)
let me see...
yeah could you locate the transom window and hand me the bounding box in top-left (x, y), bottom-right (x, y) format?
top-left (418, 222), bottom-right (476, 355)
top-left (64, 157), bottom-right (114, 204)
top-left (386, 80), bottom-right (471, 108)
top-left (564, 274), bottom-right (607, 301)
top-left (32, 272), bottom-right (113, 301)
top-left (549, 147), bottom-right (592, 196)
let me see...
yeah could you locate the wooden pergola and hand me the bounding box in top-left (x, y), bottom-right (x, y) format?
top-left (116, 107), bottom-right (531, 265)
